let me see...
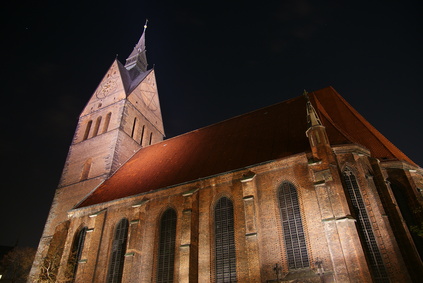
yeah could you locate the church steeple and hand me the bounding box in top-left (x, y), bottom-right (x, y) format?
top-left (125, 19), bottom-right (148, 76)
top-left (304, 90), bottom-right (332, 163)
top-left (304, 90), bottom-right (322, 128)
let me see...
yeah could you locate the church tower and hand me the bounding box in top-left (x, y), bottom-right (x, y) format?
top-left (60, 21), bottom-right (164, 191)
top-left (30, 22), bottom-right (165, 280)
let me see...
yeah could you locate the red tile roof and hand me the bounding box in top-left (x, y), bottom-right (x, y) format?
top-left (77, 86), bottom-right (416, 207)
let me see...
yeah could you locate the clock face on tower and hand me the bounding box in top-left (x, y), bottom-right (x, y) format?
top-left (95, 77), bottom-right (118, 99)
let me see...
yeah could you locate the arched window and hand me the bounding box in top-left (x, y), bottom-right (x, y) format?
top-left (131, 117), bottom-right (137, 138)
top-left (68, 227), bottom-right (87, 282)
top-left (83, 120), bottom-right (92, 140)
top-left (342, 169), bottom-right (389, 282)
top-left (80, 158), bottom-right (92, 181)
top-left (214, 197), bottom-right (237, 282)
top-left (278, 181), bottom-right (309, 269)
top-left (93, 116), bottom-right (102, 137)
top-left (102, 112), bottom-right (112, 134)
top-left (157, 209), bottom-right (177, 283)
top-left (107, 219), bottom-right (129, 283)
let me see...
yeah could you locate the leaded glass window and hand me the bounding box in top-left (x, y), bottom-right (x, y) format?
top-left (278, 181), bottom-right (309, 269)
top-left (107, 218), bottom-right (129, 283)
top-left (343, 169), bottom-right (389, 283)
top-left (157, 209), bottom-right (177, 283)
top-left (215, 197), bottom-right (237, 282)
top-left (69, 227), bottom-right (87, 282)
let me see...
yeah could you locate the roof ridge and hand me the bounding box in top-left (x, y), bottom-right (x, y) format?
top-left (163, 95), bottom-right (304, 140)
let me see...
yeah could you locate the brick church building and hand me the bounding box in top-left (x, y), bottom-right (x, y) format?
top-left (30, 24), bottom-right (423, 282)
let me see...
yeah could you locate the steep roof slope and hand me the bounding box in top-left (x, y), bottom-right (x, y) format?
top-left (77, 87), bottom-right (416, 207)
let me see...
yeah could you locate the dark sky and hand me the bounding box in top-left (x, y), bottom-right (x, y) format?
top-left (1, 0), bottom-right (422, 248)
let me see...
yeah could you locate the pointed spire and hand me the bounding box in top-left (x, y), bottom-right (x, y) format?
top-left (125, 19), bottom-right (149, 74)
top-left (304, 90), bottom-right (323, 128)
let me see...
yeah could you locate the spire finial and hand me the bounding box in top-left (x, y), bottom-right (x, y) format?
top-left (305, 90), bottom-right (323, 127)
top-left (124, 19), bottom-right (149, 74)
top-left (303, 89), bottom-right (310, 101)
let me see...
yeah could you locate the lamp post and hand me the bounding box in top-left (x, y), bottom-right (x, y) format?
top-left (315, 258), bottom-right (324, 282)
top-left (273, 263), bottom-right (282, 282)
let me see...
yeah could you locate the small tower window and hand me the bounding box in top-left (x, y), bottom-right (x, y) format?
top-left (83, 120), bottom-right (92, 140)
top-left (131, 117), bottom-right (137, 138)
top-left (214, 197), bottom-right (237, 282)
top-left (149, 132), bottom-right (153, 145)
top-left (93, 116), bottom-right (102, 137)
top-left (102, 112), bottom-right (112, 134)
top-left (157, 209), bottom-right (177, 283)
top-left (140, 125), bottom-right (145, 145)
top-left (278, 181), bottom-right (309, 269)
top-left (107, 219), bottom-right (129, 283)
top-left (80, 158), bottom-right (92, 181)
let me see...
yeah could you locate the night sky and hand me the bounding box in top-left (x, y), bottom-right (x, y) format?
top-left (2, 0), bottom-right (422, 248)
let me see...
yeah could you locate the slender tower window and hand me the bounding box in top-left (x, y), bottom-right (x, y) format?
top-left (83, 120), bottom-right (92, 140)
top-left (157, 209), bottom-right (177, 283)
top-left (93, 116), bottom-right (102, 137)
top-left (102, 112), bottom-right (112, 134)
top-left (342, 169), bottom-right (389, 282)
top-left (214, 197), bottom-right (237, 282)
top-left (278, 181), bottom-right (309, 269)
top-left (149, 132), bottom-right (153, 145)
top-left (68, 227), bottom-right (87, 282)
top-left (107, 219), bottom-right (129, 283)
top-left (80, 158), bottom-right (92, 181)
top-left (131, 117), bottom-right (137, 138)
top-left (140, 125), bottom-right (145, 145)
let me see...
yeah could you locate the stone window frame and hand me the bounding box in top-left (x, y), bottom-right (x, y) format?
top-left (106, 218), bottom-right (129, 283)
top-left (213, 196), bottom-right (237, 283)
top-left (276, 181), bottom-right (310, 270)
top-left (341, 167), bottom-right (389, 282)
top-left (68, 226), bottom-right (87, 282)
top-left (156, 208), bottom-right (177, 283)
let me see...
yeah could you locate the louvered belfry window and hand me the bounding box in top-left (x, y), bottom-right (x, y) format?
top-left (69, 227), bottom-right (87, 282)
top-left (107, 218), bottom-right (129, 283)
top-left (278, 182), bottom-right (310, 269)
top-left (342, 169), bottom-right (389, 283)
top-left (157, 209), bottom-right (177, 283)
top-left (214, 197), bottom-right (237, 282)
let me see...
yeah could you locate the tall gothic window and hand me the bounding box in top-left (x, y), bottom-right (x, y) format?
top-left (214, 197), bottom-right (237, 282)
top-left (157, 209), bottom-right (177, 283)
top-left (69, 227), bottom-right (87, 282)
top-left (93, 116), bottom-right (102, 137)
top-left (390, 182), bottom-right (423, 258)
top-left (342, 169), bottom-right (389, 282)
top-left (107, 218), bottom-right (129, 283)
top-left (102, 112), bottom-right (112, 134)
top-left (278, 181), bottom-right (309, 269)
top-left (83, 120), bottom-right (92, 140)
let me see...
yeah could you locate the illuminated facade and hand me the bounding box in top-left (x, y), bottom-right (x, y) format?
top-left (30, 25), bottom-right (423, 282)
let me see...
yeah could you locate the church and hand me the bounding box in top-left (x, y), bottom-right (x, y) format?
top-left (30, 23), bottom-right (423, 283)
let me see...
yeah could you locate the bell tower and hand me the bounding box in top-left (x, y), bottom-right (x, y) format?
top-left (59, 20), bottom-right (164, 193)
top-left (31, 22), bottom-right (165, 279)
